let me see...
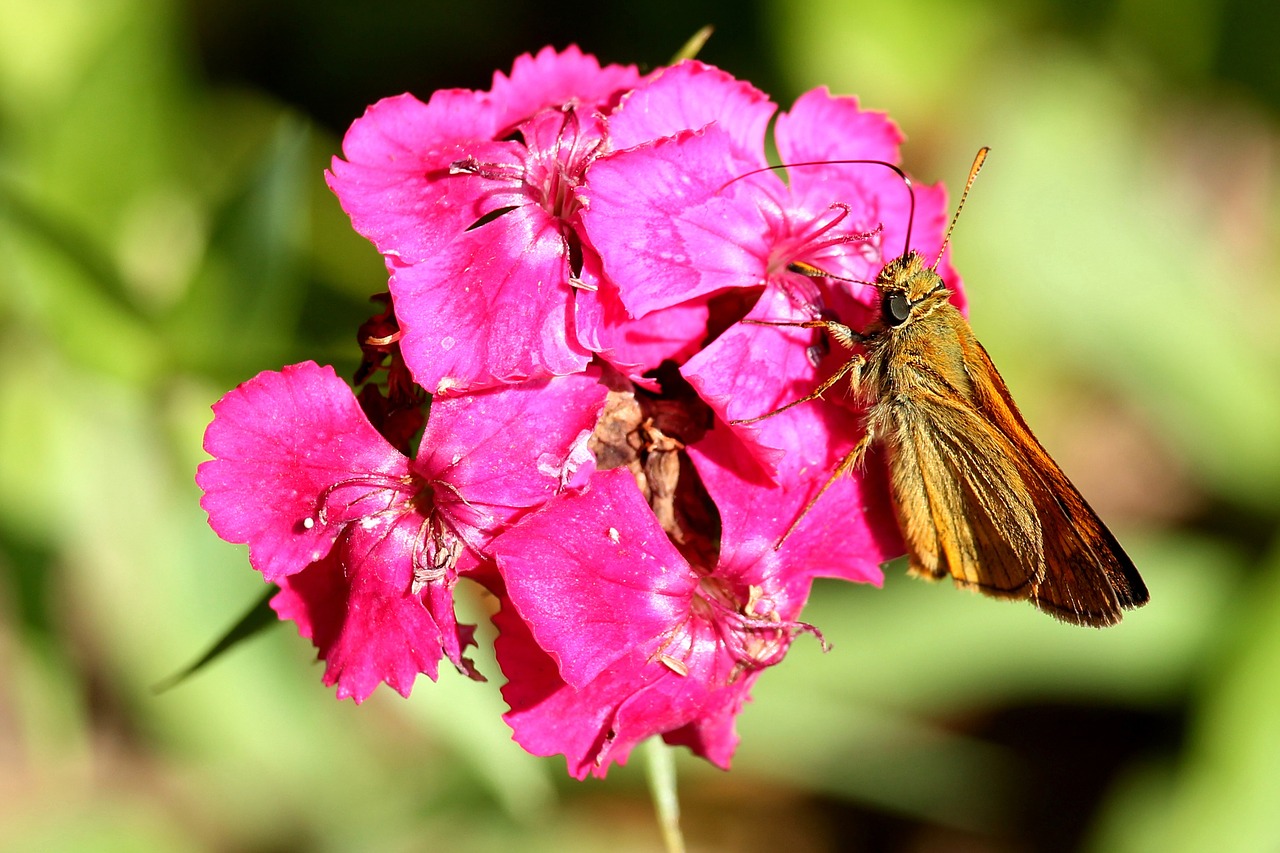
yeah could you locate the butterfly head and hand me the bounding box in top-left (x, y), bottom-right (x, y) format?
top-left (874, 251), bottom-right (950, 328)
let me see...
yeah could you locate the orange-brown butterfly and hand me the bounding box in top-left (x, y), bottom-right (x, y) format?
top-left (732, 149), bottom-right (1148, 626)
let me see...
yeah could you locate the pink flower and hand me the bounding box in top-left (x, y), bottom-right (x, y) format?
top-left (492, 421), bottom-right (895, 777)
top-left (196, 47), bottom-right (975, 778)
top-left (197, 361), bottom-right (605, 701)
top-left (578, 61), bottom-right (963, 579)
top-left (584, 61), bottom-right (958, 317)
top-left (326, 46), bottom-right (646, 395)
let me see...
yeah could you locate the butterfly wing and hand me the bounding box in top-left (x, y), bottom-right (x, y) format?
top-left (890, 394), bottom-right (1045, 596)
top-left (882, 320), bottom-right (1147, 626)
top-left (962, 336), bottom-right (1148, 623)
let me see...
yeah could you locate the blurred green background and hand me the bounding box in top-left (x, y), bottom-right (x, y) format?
top-left (2, 0), bottom-right (1278, 850)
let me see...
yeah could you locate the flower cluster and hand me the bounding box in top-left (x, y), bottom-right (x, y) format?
top-left (197, 45), bottom-right (964, 778)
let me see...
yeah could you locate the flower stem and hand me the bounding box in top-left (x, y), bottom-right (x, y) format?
top-left (645, 738), bottom-right (687, 853)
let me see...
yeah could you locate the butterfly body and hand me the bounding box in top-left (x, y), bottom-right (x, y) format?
top-left (732, 150), bottom-right (1148, 626)
top-left (846, 250), bottom-right (1148, 626)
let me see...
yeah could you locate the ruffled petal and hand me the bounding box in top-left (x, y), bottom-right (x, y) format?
top-left (270, 510), bottom-right (476, 703)
top-left (607, 60), bottom-right (775, 159)
top-left (682, 284), bottom-right (897, 584)
top-left (197, 362), bottom-right (409, 583)
top-left (493, 599), bottom-right (625, 779)
top-left (660, 682), bottom-right (750, 769)
top-left (774, 87), bottom-right (903, 199)
top-left (390, 207), bottom-right (590, 394)
top-left (689, 423), bottom-right (892, 588)
top-left (573, 248), bottom-right (710, 375)
top-left (489, 44), bottom-right (642, 130)
top-left (582, 126), bottom-right (781, 317)
top-left (493, 468), bottom-right (696, 689)
top-left (494, 584), bottom-right (753, 778)
top-left (771, 89), bottom-right (969, 291)
top-left (905, 181), bottom-right (967, 313)
top-left (326, 90), bottom-right (525, 264)
top-left (681, 284), bottom-right (836, 475)
top-left (417, 373), bottom-right (607, 548)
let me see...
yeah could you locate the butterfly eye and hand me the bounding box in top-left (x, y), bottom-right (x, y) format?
top-left (883, 291), bottom-right (912, 326)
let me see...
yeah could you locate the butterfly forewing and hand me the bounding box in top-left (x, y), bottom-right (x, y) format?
top-left (894, 397), bottom-right (1044, 596)
top-left (870, 296), bottom-right (1146, 627)
top-left (956, 330), bottom-right (1148, 624)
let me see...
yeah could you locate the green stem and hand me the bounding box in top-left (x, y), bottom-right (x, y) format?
top-left (645, 738), bottom-right (687, 853)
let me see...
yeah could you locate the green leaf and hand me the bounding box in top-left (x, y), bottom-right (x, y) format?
top-left (153, 586), bottom-right (279, 693)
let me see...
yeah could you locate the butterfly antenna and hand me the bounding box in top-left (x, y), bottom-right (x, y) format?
top-left (933, 147), bottom-right (989, 271)
top-left (719, 159), bottom-right (917, 256)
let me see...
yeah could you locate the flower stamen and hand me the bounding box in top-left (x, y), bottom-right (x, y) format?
top-left (411, 513), bottom-right (463, 594)
top-left (308, 473), bottom-right (419, 528)
top-left (449, 156), bottom-right (522, 183)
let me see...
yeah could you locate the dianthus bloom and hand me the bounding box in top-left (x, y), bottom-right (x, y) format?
top-left (198, 46), bottom-right (963, 777)
top-left (197, 361), bottom-right (605, 701)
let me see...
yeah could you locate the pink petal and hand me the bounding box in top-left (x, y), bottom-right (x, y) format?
top-left (417, 373), bottom-right (608, 548)
top-left (197, 362), bottom-right (409, 583)
top-left (270, 511), bottom-right (476, 703)
top-left (765, 89), bottom-right (906, 282)
top-left (682, 286), bottom-right (897, 584)
top-left (493, 600), bottom-right (626, 779)
top-left (771, 89), bottom-right (969, 290)
top-left (489, 44), bottom-right (642, 130)
top-left (774, 87), bottom-right (904, 195)
top-left (602, 617), bottom-right (748, 770)
top-left (326, 90), bottom-right (523, 264)
top-left (494, 589), bottom-right (753, 778)
top-left (574, 265), bottom-right (711, 374)
top-left (582, 126), bottom-right (780, 318)
top-left (689, 424), bottom-right (892, 587)
top-left (390, 208), bottom-right (591, 394)
top-left (493, 468), bottom-right (696, 689)
top-left (491, 468), bottom-right (783, 776)
top-left (903, 181), bottom-right (968, 313)
top-left (608, 60), bottom-right (775, 158)
top-left (681, 284), bottom-right (839, 476)
top-left (661, 685), bottom-right (748, 769)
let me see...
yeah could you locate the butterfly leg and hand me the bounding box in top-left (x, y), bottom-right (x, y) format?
top-left (772, 420), bottom-right (877, 550)
top-left (730, 351), bottom-right (866, 425)
top-left (743, 316), bottom-right (866, 346)
top-left (836, 423), bottom-right (875, 476)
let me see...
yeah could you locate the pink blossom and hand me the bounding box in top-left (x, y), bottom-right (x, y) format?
top-left (197, 361), bottom-right (606, 701)
top-left (493, 418), bottom-right (894, 776)
top-left (326, 46), bottom-right (640, 267)
top-left (196, 47), bottom-right (977, 778)
top-left (584, 64), bottom-right (959, 317)
top-left (579, 62), bottom-right (964, 581)
top-left (326, 47), bottom-right (646, 395)
top-left (489, 44), bottom-right (642, 131)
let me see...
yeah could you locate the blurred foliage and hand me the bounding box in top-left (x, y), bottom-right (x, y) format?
top-left (1, 0), bottom-right (1278, 851)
